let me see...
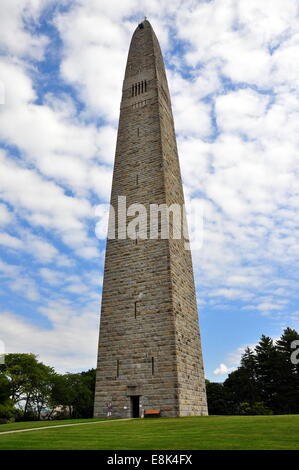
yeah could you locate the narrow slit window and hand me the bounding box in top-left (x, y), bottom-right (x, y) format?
top-left (151, 357), bottom-right (154, 375)
top-left (158, 215), bottom-right (162, 235)
top-left (144, 80), bottom-right (147, 92)
top-left (116, 359), bottom-right (120, 377)
top-left (141, 81), bottom-right (144, 93)
top-left (132, 85), bottom-right (134, 97)
top-left (135, 84), bottom-right (137, 96)
top-left (138, 82), bottom-right (141, 95)
top-left (137, 127), bottom-right (140, 137)
top-left (134, 301), bottom-right (137, 318)
top-left (136, 174), bottom-right (139, 186)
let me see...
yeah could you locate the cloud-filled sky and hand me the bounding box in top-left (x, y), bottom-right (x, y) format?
top-left (0, 0), bottom-right (298, 380)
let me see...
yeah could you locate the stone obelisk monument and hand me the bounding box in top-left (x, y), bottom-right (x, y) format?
top-left (94, 19), bottom-right (208, 418)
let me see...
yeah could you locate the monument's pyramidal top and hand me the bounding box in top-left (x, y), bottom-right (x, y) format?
top-left (124, 19), bottom-right (170, 98)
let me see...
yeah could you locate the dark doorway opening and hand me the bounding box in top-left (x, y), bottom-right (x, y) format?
top-left (130, 396), bottom-right (140, 418)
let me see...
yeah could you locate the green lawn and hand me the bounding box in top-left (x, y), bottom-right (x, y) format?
top-left (0, 415), bottom-right (298, 450)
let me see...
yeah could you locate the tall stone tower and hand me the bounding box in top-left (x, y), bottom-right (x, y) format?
top-left (94, 19), bottom-right (208, 418)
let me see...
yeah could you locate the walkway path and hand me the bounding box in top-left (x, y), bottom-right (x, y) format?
top-left (0, 418), bottom-right (133, 435)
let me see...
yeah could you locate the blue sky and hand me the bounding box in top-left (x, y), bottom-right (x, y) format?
top-left (0, 0), bottom-right (299, 380)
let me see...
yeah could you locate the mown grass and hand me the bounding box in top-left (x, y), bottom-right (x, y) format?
top-left (0, 415), bottom-right (298, 450)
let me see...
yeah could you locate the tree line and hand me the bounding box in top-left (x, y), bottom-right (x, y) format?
top-left (1, 327), bottom-right (299, 423)
top-left (206, 327), bottom-right (299, 415)
top-left (0, 353), bottom-right (95, 423)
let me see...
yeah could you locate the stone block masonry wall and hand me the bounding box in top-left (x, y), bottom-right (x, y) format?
top-left (94, 20), bottom-right (208, 418)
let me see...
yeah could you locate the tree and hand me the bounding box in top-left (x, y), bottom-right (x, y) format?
top-left (0, 374), bottom-right (15, 423)
top-left (49, 369), bottom-right (96, 419)
top-left (221, 330), bottom-right (299, 415)
top-left (0, 353), bottom-right (38, 406)
top-left (0, 355), bottom-right (96, 423)
top-left (255, 335), bottom-right (281, 412)
top-left (239, 401), bottom-right (273, 415)
top-left (30, 362), bottom-right (56, 420)
top-left (240, 347), bottom-right (259, 403)
top-left (223, 368), bottom-right (251, 413)
top-left (223, 348), bottom-right (260, 412)
top-left (66, 369), bottom-right (96, 418)
top-left (0, 374), bottom-right (11, 404)
top-left (0, 353), bottom-right (55, 419)
top-left (48, 374), bottom-right (73, 418)
top-left (206, 380), bottom-right (232, 415)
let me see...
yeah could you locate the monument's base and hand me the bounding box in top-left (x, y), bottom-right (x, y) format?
top-left (94, 392), bottom-right (208, 419)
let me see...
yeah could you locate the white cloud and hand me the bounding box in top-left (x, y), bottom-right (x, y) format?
top-left (0, 259), bottom-right (19, 277)
top-left (210, 288), bottom-right (253, 301)
top-left (54, 9), bottom-right (131, 121)
top-left (39, 267), bottom-right (64, 286)
top-left (0, 203), bottom-right (13, 225)
top-left (0, 58), bottom-right (113, 202)
top-left (0, 307), bottom-right (99, 372)
top-left (213, 363), bottom-right (236, 376)
top-left (0, 259), bottom-right (40, 301)
top-left (74, 245), bottom-right (99, 260)
top-left (0, 150), bottom-right (90, 224)
top-left (215, 88), bottom-right (270, 134)
top-left (169, 73), bottom-right (212, 138)
top-left (24, 232), bottom-right (60, 263)
top-left (0, 0), bottom-right (53, 60)
top-left (0, 149), bottom-right (102, 259)
top-left (9, 277), bottom-right (40, 302)
top-left (0, 227), bottom-right (75, 267)
top-left (0, 232), bottom-right (23, 249)
top-left (95, 126), bottom-right (117, 165)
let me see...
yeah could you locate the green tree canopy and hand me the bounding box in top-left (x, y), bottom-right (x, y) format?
top-left (206, 328), bottom-right (299, 415)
